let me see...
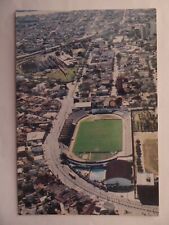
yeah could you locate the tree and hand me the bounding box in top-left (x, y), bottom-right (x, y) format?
top-left (115, 97), bottom-right (122, 108)
top-left (116, 52), bottom-right (121, 64)
top-left (60, 152), bottom-right (68, 163)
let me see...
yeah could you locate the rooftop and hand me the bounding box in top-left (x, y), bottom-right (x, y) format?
top-left (137, 172), bottom-right (154, 186)
top-left (17, 146), bottom-right (26, 153)
top-left (27, 131), bottom-right (45, 141)
top-left (113, 36), bottom-right (123, 43)
top-left (74, 101), bottom-right (91, 108)
top-left (106, 160), bottom-right (132, 180)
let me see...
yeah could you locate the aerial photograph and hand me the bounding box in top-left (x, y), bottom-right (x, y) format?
top-left (16, 9), bottom-right (158, 216)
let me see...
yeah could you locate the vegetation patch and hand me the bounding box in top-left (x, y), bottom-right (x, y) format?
top-left (47, 67), bottom-right (76, 83)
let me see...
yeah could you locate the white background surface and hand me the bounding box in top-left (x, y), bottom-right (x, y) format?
top-left (0, 0), bottom-right (169, 224)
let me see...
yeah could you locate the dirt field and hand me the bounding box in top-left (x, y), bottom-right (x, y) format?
top-left (134, 132), bottom-right (158, 175)
top-left (143, 138), bottom-right (158, 175)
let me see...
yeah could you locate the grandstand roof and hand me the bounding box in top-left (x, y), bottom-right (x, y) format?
top-left (106, 160), bottom-right (132, 180)
top-left (27, 131), bottom-right (45, 141)
top-left (69, 110), bottom-right (88, 124)
top-left (74, 102), bottom-right (91, 109)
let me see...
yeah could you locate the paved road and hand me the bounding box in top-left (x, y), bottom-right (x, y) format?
top-left (111, 9), bottom-right (126, 97)
top-left (111, 49), bottom-right (118, 96)
top-left (120, 9), bottom-right (127, 26)
top-left (111, 45), bottom-right (123, 96)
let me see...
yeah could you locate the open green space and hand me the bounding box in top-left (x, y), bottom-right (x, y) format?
top-left (73, 119), bottom-right (122, 159)
top-left (47, 67), bottom-right (76, 82)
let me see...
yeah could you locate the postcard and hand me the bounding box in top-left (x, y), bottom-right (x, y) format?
top-left (16, 9), bottom-right (158, 215)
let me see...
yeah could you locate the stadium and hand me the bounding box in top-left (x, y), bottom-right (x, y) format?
top-left (59, 109), bottom-right (132, 163)
top-left (69, 114), bottom-right (123, 162)
top-left (58, 108), bottom-right (138, 193)
top-left (58, 109), bottom-right (134, 192)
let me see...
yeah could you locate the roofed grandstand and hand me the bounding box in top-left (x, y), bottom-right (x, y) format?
top-left (58, 110), bottom-right (88, 146)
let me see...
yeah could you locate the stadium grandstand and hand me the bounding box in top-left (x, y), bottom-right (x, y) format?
top-left (58, 118), bottom-right (75, 146)
top-left (69, 110), bottom-right (88, 125)
top-left (104, 160), bottom-right (133, 192)
top-left (59, 110), bottom-right (88, 146)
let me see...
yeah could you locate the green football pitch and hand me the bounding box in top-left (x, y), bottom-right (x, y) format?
top-left (73, 119), bottom-right (122, 156)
